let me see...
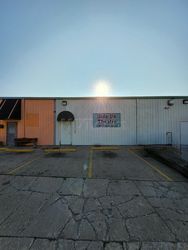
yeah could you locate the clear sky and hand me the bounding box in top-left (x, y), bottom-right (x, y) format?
top-left (0, 0), bottom-right (188, 97)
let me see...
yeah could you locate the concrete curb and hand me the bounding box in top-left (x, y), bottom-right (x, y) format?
top-left (145, 146), bottom-right (188, 178)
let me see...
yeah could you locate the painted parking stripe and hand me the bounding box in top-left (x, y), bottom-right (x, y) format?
top-left (44, 148), bottom-right (76, 153)
top-left (7, 156), bottom-right (43, 175)
top-left (92, 146), bottom-right (119, 151)
top-left (128, 149), bottom-right (173, 182)
top-left (87, 148), bottom-right (93, 178)
top-left (0, 148), bottom-right (34, 153)
top-left (88, 146), bottom-right (120, 178)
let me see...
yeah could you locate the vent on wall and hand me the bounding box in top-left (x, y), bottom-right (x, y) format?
top-left (0, 124), bottom-right (4, 129)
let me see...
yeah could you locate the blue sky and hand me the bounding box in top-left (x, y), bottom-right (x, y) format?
top-left (0, 0), bottom-right (188, 97)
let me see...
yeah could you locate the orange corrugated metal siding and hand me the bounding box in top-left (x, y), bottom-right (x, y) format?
top-left (17, 100), bottom-right (54, 145)
top-left (0, 123), bottom-right (6, 144)
top-left (0, 99), bottom-right (6, 144)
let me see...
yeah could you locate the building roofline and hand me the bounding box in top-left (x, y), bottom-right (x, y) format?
top-left (0, 96), bottom-right (188, 100)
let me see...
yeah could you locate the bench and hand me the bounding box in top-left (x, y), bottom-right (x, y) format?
top-left (14, 138), bottom-right (38, 147)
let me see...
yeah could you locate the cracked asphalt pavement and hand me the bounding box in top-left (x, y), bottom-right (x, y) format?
top-left (0, 146), bottom-right (188, 249)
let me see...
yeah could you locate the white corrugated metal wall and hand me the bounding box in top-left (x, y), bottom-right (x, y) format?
top-left (55, 98), bottom-right (188, 145)
top-left (137, 98), bottom-right (188, 145)
top-left (56, 98), bottom-right (136, 145)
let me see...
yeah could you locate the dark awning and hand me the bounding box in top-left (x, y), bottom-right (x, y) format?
top-left (0, 99), bottom-right (21, 120)
top-left (57, 111), bottom-right (74, 121)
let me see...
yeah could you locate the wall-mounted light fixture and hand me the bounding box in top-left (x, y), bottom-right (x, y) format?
top-left (62, 100), bottom-right (67, 106)
top-left (167, 99), bottom-right (174, 106)
top-left (183, 99), bottom-right (188, 104)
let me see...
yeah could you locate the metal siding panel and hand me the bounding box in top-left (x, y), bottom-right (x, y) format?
top-left (56, 99), bottom-right (136, 145)
top-left (137, 99), bottom-right (188, 145)
top-left (17, 100), bottom-right (54, 145)
top-left (180, 122), bottom-right (188, 145)
top-left (0, 121), bottom-right (6, 144)
top-left (0, 100), bottom-right (6, 144)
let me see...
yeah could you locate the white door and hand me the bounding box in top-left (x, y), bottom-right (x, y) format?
top-left (61, 122), bottom-right (72, 145)
top-left (180, 122), bottom-right (188, 146)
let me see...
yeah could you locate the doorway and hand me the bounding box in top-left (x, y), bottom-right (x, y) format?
top-left (61, 122), bottom-right (72, 145)
top-left (7, 122), bottom-right (17, 146)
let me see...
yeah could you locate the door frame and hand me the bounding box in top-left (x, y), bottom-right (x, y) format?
top-left (6, 122), bottom-right (17, 146)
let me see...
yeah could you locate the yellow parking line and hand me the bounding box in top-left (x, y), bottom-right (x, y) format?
top-left (92, 146), bottom-right (119, 151)
top-left (0, 148), bottom-right (33, 153)
top-left (128, 149), bottom-right (173, 182)
top-left (44, 148), bottom-right (76, 153)
top-left (87, 148), bottom-right (93, 178)
top-left (129, 148), bottom-right (143, 151)
top-left (7, 156), bottom-right (42, 175)
top-left (7, 149), bottom-right (33, 153)
top-left (0, 148), bottom-right (7, 151)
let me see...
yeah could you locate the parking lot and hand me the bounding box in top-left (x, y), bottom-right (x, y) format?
top-left (0, 146), bottom-right (188, 249)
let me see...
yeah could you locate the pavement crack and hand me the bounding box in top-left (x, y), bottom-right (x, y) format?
top-left (125, 211), bottom-right (156, 220)
top-left (24, 189), bottom-right (48, 194)
top-left (113, 196), bottom-right (137, 206)
top-left (104, 218), bottom-right (110, 241)
top-left (77, 198), bottom-right (87, 239)
top-left (73, 240), bottom-right (76, 250)
top-left (28, 238), bottom-right (35, 249)
top-left (115, 204), bottom-right (131, 240)
top-left (160, 206), bottom-right (188, 216)
top-left (134, 180), bottom-right (178, 241)
top-left (56, 179), bottom-right (65, 193)
top-left (0, 191), bottom-right (33, 227)
top-left (139, 241), bottom-right (143, 250)
top-left (39, 195), bottom-right (62, 212)
top-left (37, 194), bottom-right (55, 213)
top-left (84, 216), bottom-right (98, 240)
top-left (85, 241), bottom-right (92, 249)
top-left (57, 216), bottom-right (73, 239)
top-left (106, 181), bottom-right (111, 196)
top-left (81, 178), bottom-right (85, 196)
top-left (7, 176), bottom-right (38, 193)
top-left (54, 240), bottom-right (59, 250)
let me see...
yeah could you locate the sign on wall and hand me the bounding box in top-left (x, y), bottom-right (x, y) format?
top-left (93, 113), bottom-right (121, 128)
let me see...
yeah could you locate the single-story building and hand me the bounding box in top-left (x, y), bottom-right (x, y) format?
top-left (0, 98), bottom-right (54, 145)
top-left (0, 97), bottom-right (188, 147)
